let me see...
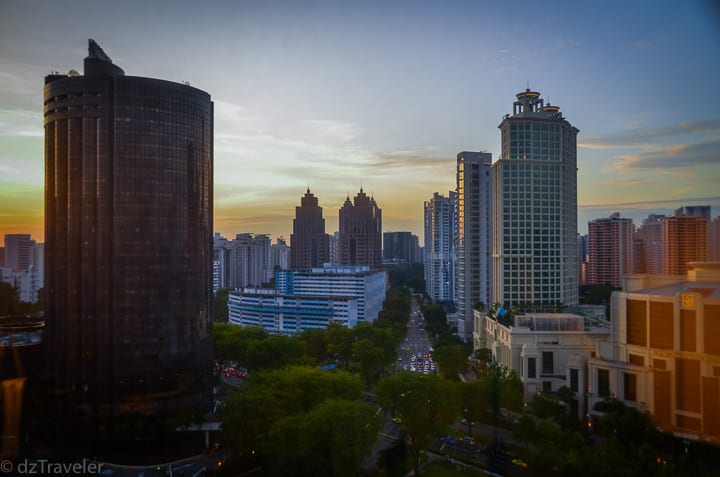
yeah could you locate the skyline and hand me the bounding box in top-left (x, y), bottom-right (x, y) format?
top-left (1, 0), bottom-right (720, 243)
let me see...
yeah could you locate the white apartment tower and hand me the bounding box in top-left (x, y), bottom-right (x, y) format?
top-left (493, 89), bottom-right (579, 310)
top-left (456, 151), bottom-right (493, 341)
top-left (424, 191), bottom-right (457, 303)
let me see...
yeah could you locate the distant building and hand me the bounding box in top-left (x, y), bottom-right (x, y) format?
top-left (711, 217), bottom-right (720, 262)
top-left (640, 214), bottom-right (665, 274)
top-left (228, 288), bottom-right (358, 333)
top-left (577, 234), bottom-right (588, 286)
top-left (456, 151), bottom-right (493, 342)
top-left (272, 237), bottom-right (291, 271)
top-left (587, 262), bottom-right (720, 443)
top-left (3, 234), bottom-right (35, 272)
top-left (383, 231), bottom-right (420, 266)
top-left (214, 233), bottom-right (274, 289)
top-left (338, 189), bottom-right (382, 270)
top-left (662, 214), bottom-right (707, 275)
top-left (329, 231), bottom-right (340, 265)
top-left (587, 213), bottom-right (634, 287)
top-left (424, 192), bottom-right (456, 303)
top-left (290, 189), bottom-right (330, 269)
top-left (276, 264), bottom-right (387, 324)
top-left (493, 89), bottom-right (579, 310)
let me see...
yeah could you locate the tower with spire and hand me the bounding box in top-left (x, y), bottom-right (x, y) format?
top-left (338, 188), bottom-right (383, 270)
top-left (290, 188), bottom-right (330, 269)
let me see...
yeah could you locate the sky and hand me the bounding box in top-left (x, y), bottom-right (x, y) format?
top-left (1, 0), bottom-right (719, 244)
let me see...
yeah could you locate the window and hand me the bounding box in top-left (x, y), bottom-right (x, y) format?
top-left (543, 381), bottom-right (552, 393)
top-left (542, 351), bottom-right (554, 374)
top-left (624, 373), bottom-right (637, 402)
top-left (570, 369), bottom-right (579, 392)
top-left (598, 369), bottom-right (610, 397)
top-left (527, 357), bottom-right (536, 378)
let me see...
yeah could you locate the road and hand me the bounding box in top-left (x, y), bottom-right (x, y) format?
top-left (396, 296), bottom-right (436, 375)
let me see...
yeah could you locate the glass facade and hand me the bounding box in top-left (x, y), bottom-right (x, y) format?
top-left (44, 46), bottom-right (213, 422)
top-left (493, 90), bottom-right (578, 310)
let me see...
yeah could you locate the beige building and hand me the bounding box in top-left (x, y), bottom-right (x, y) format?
top-left (479, 310), bottom-right (610, 416)
top-left (587, 262), bottom-right (720, 443)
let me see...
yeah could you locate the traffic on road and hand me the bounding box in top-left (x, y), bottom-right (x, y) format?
top-left (397, 296), bottom-right (436, 374)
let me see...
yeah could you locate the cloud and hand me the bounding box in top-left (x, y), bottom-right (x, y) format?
top-left (609, 139), bottom-right (720, 173)
top-left (579, 119), bottom-right (720, 149)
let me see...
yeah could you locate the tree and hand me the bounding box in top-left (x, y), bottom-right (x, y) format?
top-left (353, 338), bottom-right (385, 385)
top-left (377, 372), bottom-right (461, 477)
top-left (268, 399), bottom-right (378, 477)
top-left (433, 344), bottom-right (468, 380)
top-left (213, 287), bottom-right (232, 322)
top-left (221, 366), bottom-right (364, 461)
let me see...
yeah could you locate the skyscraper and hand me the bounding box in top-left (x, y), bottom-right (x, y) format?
top-left (338, 189), bottom-right (382, 270)
top-left (44, 41), bottom-right (213, 429)
top-left (587, 213), bottom-right (634, 287)
top-left (383, 231), bottom-right (419, 265)
top-left (290, 188), bottom-right (329, 269)
top-left (424, 192), bottom-right (456, 303)
top-left (456, 152), bottom-right (493, 341)
top-left (493, 89), bottom-right (579, 310)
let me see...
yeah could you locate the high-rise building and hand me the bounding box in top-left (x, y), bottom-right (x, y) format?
top-left (424, 192), bottom-right (456, 303)
top-left (44, 41), bottom-right (213, 427)
top-left (640, 214), bottom-right (665, 274)
top-left (456, 152), bottom-right (493, 341)
top-left (273, 236), bottom-right (291, 271)
top-left (662, 214), bottom-right (708, 275)
top-left (329, 231), bottom-right (340, 265)
top-left (383, 231), bottom-right (419, 265)
top-left (3, 234), bottom-right (35, 272)
top-left (217, 233), bottom-right (274, 288)
top-left (577, 233), bottom-right (588, 285)
top-left (710, 217), bottom-right (720, 262)
top-left (587, 213), bottom-right (634, 287)
top-left (290, 189), bottom-right (329, 269)
top-left (493, 89), bottom-right (579, 310)
top-left (338, 189), bottom-right (382, 270)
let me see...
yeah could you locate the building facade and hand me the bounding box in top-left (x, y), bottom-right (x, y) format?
top-left (424, 192), bottom-right (456, 303)
top-left (482, 311), bottom-right (610, 417)
top-left (276, 264), bottom-right (387, 324)
top-left (587, 212), bottom-right (634, 287)
top-left (456, 152), bottom-right (493, 342)
top-left (493, 89), bottom-right (579, 310)
top-left (383, 231), bottom-right (420, 266)
top-left (587, 262), bottom-right (720, 443)
top-left (290, 189), bottom-right (330, 269)
top-left (228, 288), bottom-right (358, 334)
top-left (640, 214), bottom-right (665, 274)
top-left (44, 41), bottom-right (213, 423)
top-left (662, 215), bottom-right (708, 275)
top-left (338, 189), bottom-right (382, 270)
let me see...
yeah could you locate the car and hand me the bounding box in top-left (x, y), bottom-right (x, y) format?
top-left (512, 458), bottom-right (528, 468)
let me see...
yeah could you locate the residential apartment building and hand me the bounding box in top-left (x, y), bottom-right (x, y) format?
top-left (456, 151), bottom-right (493, 342)
top-left (424, 192), bottom-right (456, 303)
top-left (662, 215), bottom-right (707, 275)
top-left (587, 213), bottom-right (634, 287)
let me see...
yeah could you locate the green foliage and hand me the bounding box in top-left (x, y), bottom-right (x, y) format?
top-left (212, 287), bottom-right (232, 322)
top-left (433, 344), bottom-right (468, 380)
top-left (268, 399), bottom-right (378, 477)
top-left (387, 263), bottom-right (425, 290)
top-left (221, 366), bottom-right (365, 461)
top-left (463, 364), bottom-right (523, 425)
top-left (0, 282), bottom-right (42, 315)
top-left (377, 372), bottom-right (461, 476)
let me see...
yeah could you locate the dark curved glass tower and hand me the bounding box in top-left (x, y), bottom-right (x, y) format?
top-left (44, 41), bottom-right (213, 427)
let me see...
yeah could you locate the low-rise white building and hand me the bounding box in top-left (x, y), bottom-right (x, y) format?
top-left (481, 311), bottom-right (610, 416)
top-left (276, 264), bottom-right (387, 323)
top-left (228, 288), bottom-right (358, 334)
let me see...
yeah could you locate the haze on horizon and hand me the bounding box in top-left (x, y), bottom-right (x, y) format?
top-left (1, 0), bottom-right (719, 243)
